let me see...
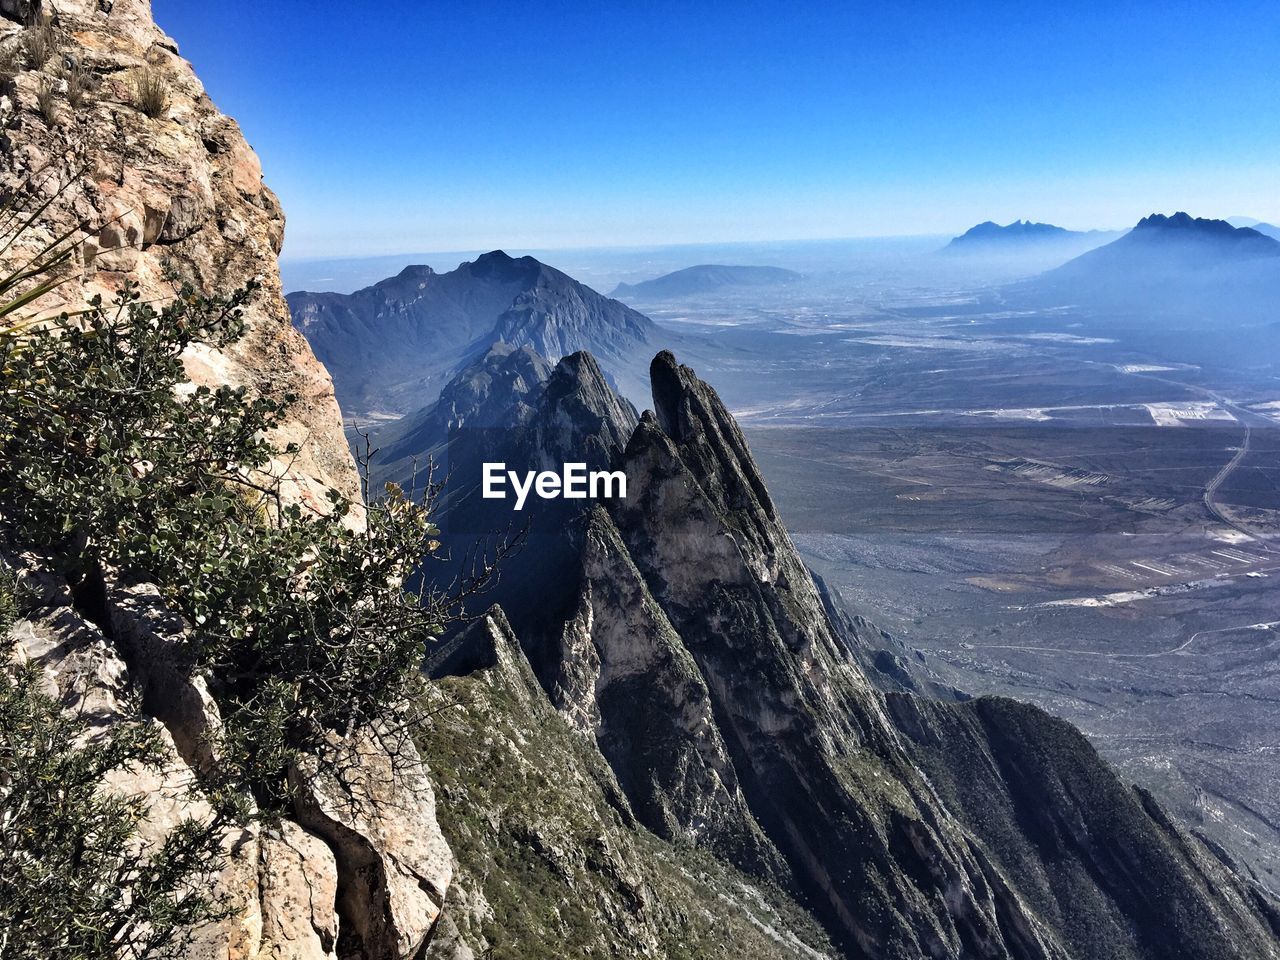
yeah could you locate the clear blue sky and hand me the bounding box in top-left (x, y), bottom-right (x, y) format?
top-left (154, 1), bottom-right (1280, 259)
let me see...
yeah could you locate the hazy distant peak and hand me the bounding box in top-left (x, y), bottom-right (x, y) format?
top-left (1030, 208), bottom-right (1280, 313)
top-left (612, 263), bottom-right (801, 299)
top-left (1132, 211), bottom-right (1234, 233)
top-left (947, 220), bottom-right (1077, 246)
top-left (1118, 212), bottom-right (1280, 254)
top-left (394, 263), bottom-right (436, 280)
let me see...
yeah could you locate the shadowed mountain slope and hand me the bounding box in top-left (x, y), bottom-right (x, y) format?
top-left (288, 251), bottom-right (658, 416)
top-left (1017, 213), bottom-right (1280, 327)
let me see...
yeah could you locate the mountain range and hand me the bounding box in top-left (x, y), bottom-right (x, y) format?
top-left (287, 251), bottom-right (658, 416)
top-left (611, 264), bottom-right (802, 299)
top-left (17, 2), bottom-right (1280, 956)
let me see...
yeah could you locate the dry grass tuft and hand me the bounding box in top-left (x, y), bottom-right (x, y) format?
top-left (21, 16), bottom-right (56, 69)
top-left (34, 75), bottom-right (57, 127)
top-left (57, 60), bottom-right (94, 110)
top-left (132, 65), bottom-right (169, 119)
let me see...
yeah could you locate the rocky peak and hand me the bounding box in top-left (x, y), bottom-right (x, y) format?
top-left (290, 250), bottom-right (658, 417)
top-left (1130, 212), bottom-right (1280, 253)
top-left (648, 349), bottom-right (777, 519)
top-left (526, 351), bottom-right (639, 471)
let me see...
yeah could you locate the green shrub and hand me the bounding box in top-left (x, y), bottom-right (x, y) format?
top-left (0, 650), bottom-right (227, 960)
top-left (0, 563), bottom-right (15, 637)
top-left (0, 281), bottom-right (449, 810)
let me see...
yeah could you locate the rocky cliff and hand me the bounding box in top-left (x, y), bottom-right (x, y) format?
top-left (0, 2), bottom-right (449, 956)
top-left (418, 609), bottom-right (834, 960)
top-left (0, 0), bottom-right (356, 512)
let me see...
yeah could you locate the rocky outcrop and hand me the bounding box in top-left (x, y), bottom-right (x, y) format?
top-left (603, 352), bottom-right (1280, 958)
top-left (288, 251), bottom-right (658, 417)
top-left (0, 0), bottom-right (356, 513)
top-left (373, 343), bottom-right (554, 490)
top-left (6, 546), bottom-right (455, 959)
top-left (548, 507), bottom-right (787, 879)
top-left (6, 551), bottom-right (342, 960)
top-left (423, 351), bottom-right (639, 648)
top-left (290, 729), bottom-right (452, 959)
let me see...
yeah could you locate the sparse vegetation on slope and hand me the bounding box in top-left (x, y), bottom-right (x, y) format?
top-left (1, 279), bottom-right (448, 809)
top-left (418, 612), bottom-right (833, 960)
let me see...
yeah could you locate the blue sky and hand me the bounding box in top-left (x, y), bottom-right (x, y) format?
top-left (154, 1), bottom-right (1280, 258)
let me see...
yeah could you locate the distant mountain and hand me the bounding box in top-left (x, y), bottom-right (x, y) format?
top-left (612, 264), bottom-right (801, 299)
top-left (1220, 217), bottom-right (1278, 239)
top-left (287, 250), bottom-right (657, 416)
top-left (947, 220), bottom-right (1077, 247)
top-left (941, 220), bottom-right (1121, 263)
top-left (1025, 213), bottom-right (1280, 324)
top-left (1049, 213), bottom-right (1280, 278)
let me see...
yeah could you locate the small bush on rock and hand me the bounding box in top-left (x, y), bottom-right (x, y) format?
top-left (0, 643), bottom-right (227, 960)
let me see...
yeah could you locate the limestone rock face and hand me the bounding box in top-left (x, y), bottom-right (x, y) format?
top-left (290, 728), bottom-right (453, 960)
top-left (548, 507), bottom-right (786, 879)
top-left (5, 552), bottom-right (340, 960)
top-left (602, 352), bottom-right (1280, 958)
top-left (0, 0), bottom-right (357, 513)
top-left (6, 548), bottom-right (454, 959)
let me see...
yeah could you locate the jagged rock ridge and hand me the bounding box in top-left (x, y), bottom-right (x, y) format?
top-left (423, 347), bottom-right (1280, 959)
